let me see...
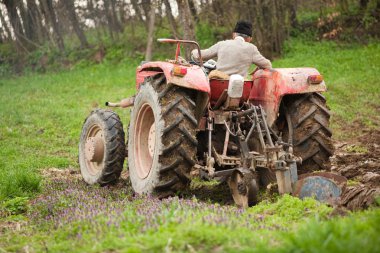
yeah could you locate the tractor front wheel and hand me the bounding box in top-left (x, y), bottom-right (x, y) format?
top-left (79, 109), bottom-right (126, 185)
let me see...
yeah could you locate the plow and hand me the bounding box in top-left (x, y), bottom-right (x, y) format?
top-left (79, 39), bottom-right (347, 207)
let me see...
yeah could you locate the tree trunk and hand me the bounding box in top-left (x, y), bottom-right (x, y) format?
top-left (288, 0), bottom-right (298, 28)
top-left (26, 0), bottom-right (46, 43)
top-left (188, 0), bottom-right (199, 23)
top-left (103, 0), bottom-right (117, 41)
top-left (163, 0), bottom-right (179, 38)
top-left (0, 7), bottom-right (11, 40)
top-left (2, 0), bottom-right (27, 49)
top-left (110, 0), bottom-right (123, 32)
top-left (40, 0), bottom-right (65, 52)
top-left (141, 0), bottom-right (151, 30)
top-left (130, 0), bottom-right (145, 24)
top-left (87, 0), bottom-right (103, 42)
top-left (145, 1), bottom-right (156, 61)
top-left (18, 0), bottom-right (34, 44)
top-left (63, 0), bottom-right (89, 48)
top-left (176, 0), bottom-right (196, 58)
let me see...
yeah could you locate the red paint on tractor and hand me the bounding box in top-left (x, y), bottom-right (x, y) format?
top-left (136, 62), bottom-right (210, 93)
top-left (209, 79), bottom-right (252, 106)
top-left (250, 68), bottom-right (327, 125)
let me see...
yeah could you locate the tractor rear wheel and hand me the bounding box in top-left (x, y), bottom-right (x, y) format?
top-left (128, 74), bottom-right (198, 195)
top-left (79, 109), bottom-right (126, 185)
top-left (285, 93), bottom-right (334, 174)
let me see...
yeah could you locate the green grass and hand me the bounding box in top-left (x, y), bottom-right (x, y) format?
top-left (0, 38), bottom-right (379, 252)
top-left (1, 184), bottom-right (379, 252)
top-left (0, 62), bottom-right (138, 200)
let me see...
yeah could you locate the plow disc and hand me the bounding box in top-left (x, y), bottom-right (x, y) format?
top-left (294, 172), bottom-right (347, 204)
top-left (228, 170), bottom-right (259, 208)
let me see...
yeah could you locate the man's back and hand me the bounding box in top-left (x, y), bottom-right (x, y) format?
top-left (194, 36), bottom-right (272, 77)
top-left (216, 38), bottom-right (259, 76)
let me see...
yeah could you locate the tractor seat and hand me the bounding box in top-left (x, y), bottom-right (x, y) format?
top-left (209, 70), bottom-right (229, 80)
top-left (209, 70), bottom-right (252, 81)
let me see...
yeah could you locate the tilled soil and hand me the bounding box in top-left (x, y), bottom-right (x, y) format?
top-left (40, 130), bottom-right (380, 211)
top-left (331, 129), bottom-right (380, 210)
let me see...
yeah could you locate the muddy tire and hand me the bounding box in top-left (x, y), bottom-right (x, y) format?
top-left (128, 74), bottom-right (198, 194)
top-left (286, 93), bottom-right (334, 173)
top-left (79, 109), bottom-right (125, 185)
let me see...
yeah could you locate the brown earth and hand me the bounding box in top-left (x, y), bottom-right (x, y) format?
top-left (331, 129), bottom-right (380, 210)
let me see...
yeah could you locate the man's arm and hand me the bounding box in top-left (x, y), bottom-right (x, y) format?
top-left (252, 45), bottom-right (272, 69)
top-left (191, 42), bottom-right (220, 61)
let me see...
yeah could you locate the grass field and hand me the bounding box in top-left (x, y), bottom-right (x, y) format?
top-left (0, 39), bottom-right (379, 252)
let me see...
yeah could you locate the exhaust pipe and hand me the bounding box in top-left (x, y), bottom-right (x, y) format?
top-left (105, 96), bottom-right (135, 108)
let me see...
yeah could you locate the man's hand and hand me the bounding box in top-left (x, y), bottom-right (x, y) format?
top-left (191, 49), bottom-right (199, 60)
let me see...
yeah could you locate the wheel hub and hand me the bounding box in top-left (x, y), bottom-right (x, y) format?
top-left (134, 103), bottom-right (155, 179)
top-left (85, 136), bottom-right (104, 162)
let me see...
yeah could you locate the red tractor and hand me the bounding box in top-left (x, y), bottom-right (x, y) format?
top-left (79, 39), bottom-right (345, 207)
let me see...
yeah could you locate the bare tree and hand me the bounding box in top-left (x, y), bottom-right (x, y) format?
top-left (63, 0), bottom-right (89, 48)
top-left (176, 0), bottom-right (196, 58)
top-left (145, 0), bottom-right (157, 61)
top-left (26, 0), bottom-right (46, 43)
top-left (0, 6), bottom-right (11, 41)
top-left (163, 0), bottom-right (179, 38)
top-left (110, 0), bottom-right (123, 32)
top-left (130, 0), bottom-right (145, 24)
top-left (2, 0), bottom-right (26, 49)
top-left (40, 0), bottom-right (65, 52)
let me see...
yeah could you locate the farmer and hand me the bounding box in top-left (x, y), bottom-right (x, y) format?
top-left (191, 20), bottom-right (272, 78)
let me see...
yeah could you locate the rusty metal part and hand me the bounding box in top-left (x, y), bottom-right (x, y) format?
top-left (207, 117), bottom-right (213, 158)
top-left (284, 104), bottom-right (293, 147)
top-left (212, 147), bottom-right (241, 166)
top-left (294, 172), bottom-right (347, 204)
top-left (222, 121), bottom-right (230, 156)
top-left (206, 156), bottom-right (215, 177)
top-left (228, 169), bottom-right (258, 208)
top-left (223, 97), bottom-right (241, 110)
top-left (213, 90), bottom-right (228, 110)
top-left (134, 103), bottom-right (155, 179)
top-left (259, 106), bottom-right (274, 147)
top-left (213, 111), bottom-right (230, 125)
top-left (84, 124), bottom-right (105, 175)
top-left (275, 160), bottom-right (296, 194)
top-left (106, 96), bottom-right (135, 108)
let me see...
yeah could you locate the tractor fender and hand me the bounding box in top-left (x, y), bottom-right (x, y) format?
top-left (136, 61), bottom-right (210, 122)
top-left (136, 61), bottom-right (210, 93)
top-left (250, 68), bottom-right (327, 126)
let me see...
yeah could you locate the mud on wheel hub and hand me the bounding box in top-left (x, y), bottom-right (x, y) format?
top-left (84, 125), bottom-right (105, 175)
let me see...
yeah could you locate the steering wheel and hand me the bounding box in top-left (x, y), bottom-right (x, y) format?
top-left (190, 54), bottom-right (201, 66)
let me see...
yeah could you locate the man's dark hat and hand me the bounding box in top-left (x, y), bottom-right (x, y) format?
top-left (234, 20), bottom-right (252, 37)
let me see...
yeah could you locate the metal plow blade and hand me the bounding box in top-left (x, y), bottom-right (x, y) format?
top-left (293, 172), bottom-right (347, 204)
